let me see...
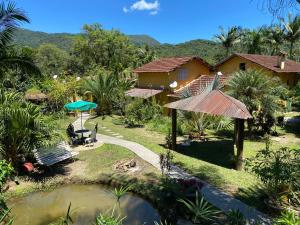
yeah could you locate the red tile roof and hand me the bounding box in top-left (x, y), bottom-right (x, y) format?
top-left (133, 56), bottom-right (212, 73)
top-left (165, 90), bottom-right (252, 119)
top-left (216, 53), bottom-right (300, 73)
top-left (171, 75), bottom-right (229, 98)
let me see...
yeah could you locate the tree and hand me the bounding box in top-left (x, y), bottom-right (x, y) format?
top-left (0, 1), bottom-right (40, 78)
top-left (83, 69), bottom-right (118, 114)
top-left (255, 0), bottom-right (300, 17)
top-left (242, 29), bottom-right (266, 54)
top-left (71, 23), bottom-right (143, 74)
top-left (280, 13), bottom-right (300, 59)
top-left (35, 44), bottom-right (70, 77)
top-left (0, 90), bottom-right (56, 167)
top-left (214, 26), bottom-right (242, 57)
top-left (264, 25), bottom-right (285, 55)
top-left (227, 70), bottom-right (281, 134)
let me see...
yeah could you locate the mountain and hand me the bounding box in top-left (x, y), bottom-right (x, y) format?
top-left (154, 39), bottom-right (225, 65)
top-left (13, 29), bottom-right (160, 50)
top-left (13, 29), bottom-right (224, 64)
top-left (127, 35), bottom-right (160, 46)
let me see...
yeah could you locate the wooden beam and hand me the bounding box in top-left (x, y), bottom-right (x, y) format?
top-left (171, 109), bottom-right (177, 150)
top-left (235, 119), bottom-right (245, 171)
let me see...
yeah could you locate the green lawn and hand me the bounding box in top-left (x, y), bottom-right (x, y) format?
top-left (86, 115), bottom-right (300, 211)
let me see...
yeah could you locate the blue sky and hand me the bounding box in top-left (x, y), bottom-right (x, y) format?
top-left (13, 0), bottom-right (297, 44)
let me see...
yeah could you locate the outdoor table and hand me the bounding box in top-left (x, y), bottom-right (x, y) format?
top-left (75, 129), bottom-right (91, 144)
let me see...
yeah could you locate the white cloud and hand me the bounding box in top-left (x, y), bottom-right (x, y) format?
top-left (149, 10), bottom-right (158, 15)
top-left (131, 0), bottom-right (159, 11)
top-left (123, 0), bottom-right (159, 15)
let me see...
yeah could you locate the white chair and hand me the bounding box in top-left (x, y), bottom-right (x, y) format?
top-left (85, 130), bottom-right (97, 147)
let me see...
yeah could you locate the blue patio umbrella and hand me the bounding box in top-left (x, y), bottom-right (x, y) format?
top-left (64, 100), bottom-right (97, 129)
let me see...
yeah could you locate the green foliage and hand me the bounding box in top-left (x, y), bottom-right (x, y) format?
top-left (49, 202), bottom-right (74, 225)
top-left (164, 129), bottom-right (172, 149)
top-left (226, 209), bottom-right (247, 225)
top-left (35, 44), bottom-right (70, 76)
top-left (214, 26), bottom-right (242, 56)
top-left (124, 98), bottom-right (162, 127)
top-left (83, 70), bottom-right (118, 114)
top-left (159, 149), bottom-right (173, 175)
top-left (178, 191), bottom-right (219, 224)
top-left (41, 77), bottom-right (80, 112)
top-left (0, 2), bottom-right (40, 80)
top-left (113, 185), bottom-right (131, 202)
top-left (0, 90), bottom-right (59, 167)
top-left (0, 160), bottom-right (14, 192)
top-left (280, 13), bottom-right (300, 59)
top-left (71, 24), bottom-right (155, 74)
top-left (94, 210), bottom-right (125, 225)
top-left (0, 208), bottom-right (13, 225)
top-left (227, 69), bottom-right (283, 134)
top-left (246, 137), bottom-right (300, 195)
top-left (274, 210), bottom-right (300, 225)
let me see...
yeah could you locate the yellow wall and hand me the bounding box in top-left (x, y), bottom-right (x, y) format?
top-left (216, 55), bottom-right (299, 87)
top-left (137, 59), bottom-right (211, 91)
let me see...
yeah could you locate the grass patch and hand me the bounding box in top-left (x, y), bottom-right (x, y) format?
top-left (86, 115), bottom-right (300, 211)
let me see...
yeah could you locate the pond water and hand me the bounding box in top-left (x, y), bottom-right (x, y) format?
top-left (8, 184), bottom-right (160, 225)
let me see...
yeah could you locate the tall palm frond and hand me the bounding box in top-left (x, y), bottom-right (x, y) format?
top-left (280, 13), bottom-right (300, 58)
top-left (0, 1), bottom-right (29, 48)
top-left (242, 29), bottom-right (266, 54)
top-left (215, 26), bottom-right (242, 56)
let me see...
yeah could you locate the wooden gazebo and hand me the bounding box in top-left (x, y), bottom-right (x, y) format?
top-left (164, 90), bottom-right (252, 170)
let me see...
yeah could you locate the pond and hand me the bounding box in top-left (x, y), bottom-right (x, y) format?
top-left (8, 184), bottom-right (160, 225)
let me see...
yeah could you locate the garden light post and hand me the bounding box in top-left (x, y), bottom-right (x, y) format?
top-left (169, 81), bottom-right (178, 150)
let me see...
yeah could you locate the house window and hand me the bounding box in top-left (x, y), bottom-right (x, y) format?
top-left (177, 69), bottom-right (188, 80)
top-left (239, 63), bottom-right (246, 71)
top-left (287, 80), bottom-right (289, 86)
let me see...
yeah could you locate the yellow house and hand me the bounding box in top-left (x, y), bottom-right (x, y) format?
top-left (215, 53), bottom-right (300, 87)
top-left (126, 56), bottom-right (214, 104)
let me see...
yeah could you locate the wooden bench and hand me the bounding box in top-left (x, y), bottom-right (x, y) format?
top-left (33, 142), bottom-right (78, 166)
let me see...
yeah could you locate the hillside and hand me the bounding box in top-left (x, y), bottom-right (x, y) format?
top-left (13, 29), bottom-right (160, 50)
top-left (13, 29), bottom-right (226, 64)
top-left (154, 39), bottom-right (225, 65)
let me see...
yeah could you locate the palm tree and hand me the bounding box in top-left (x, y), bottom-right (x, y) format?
top-left (264, 25), bottom-right (285, 55)
top-left (227, 69), bottom-right (280, 133)
top-left (280, 13), bottom-right (300, 59)
top-left (0, 1), bottom-right (40, 77)
top-left (0, 90), bottom-right (55, 167)
top-left (242, 29), bottom-right (266, 54)
top-left (214, 26), bottom-right (242, 57)
top-left (83, 73), bottom-right (118, 114)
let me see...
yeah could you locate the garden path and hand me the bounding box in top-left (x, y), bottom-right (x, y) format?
top-left (73, 113), bottom-right (271, 225)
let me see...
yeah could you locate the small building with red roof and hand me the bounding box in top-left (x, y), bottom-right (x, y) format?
top-left (126, 56), bottom-right (214, 104)
top-left (216, 52), bottom-right (300, 87)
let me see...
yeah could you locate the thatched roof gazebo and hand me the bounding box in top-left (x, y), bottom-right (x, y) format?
top-left (25, 93), bottom-right (48, 103)
top-left (164, 90), bottom-right (252, 170)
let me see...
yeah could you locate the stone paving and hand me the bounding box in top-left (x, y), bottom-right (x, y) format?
top-left (73, 113), bottom-right (271, 225)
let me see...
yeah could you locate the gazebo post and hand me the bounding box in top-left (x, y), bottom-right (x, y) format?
top-left (171, 109), bottom-right (177, 150)
top-left (235, 119), bottom-right (245, 171)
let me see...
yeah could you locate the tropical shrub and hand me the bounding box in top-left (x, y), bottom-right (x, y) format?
top-left (274, 210), bottom-right (300, 225)
top-left (94, 211), bottom-right (124, 225)
top-left (246, 137), bottom-right (300, 196)
top-left (178, 191), bottom-right (219, 224)
top-left (159, 149), bottom-right (173, 175)
top-left (0, 90), bottom-right (58, 167)
top-left (227, 69), bottom-right (282, 135)
top-left (124, 98), bottom-right (162, 127)
top-left (226, 209), bottom-right (247, 225)
top-left (0, 160), bottom-right (14, 192)
top-left (113, 185), bottom-right (131, 203)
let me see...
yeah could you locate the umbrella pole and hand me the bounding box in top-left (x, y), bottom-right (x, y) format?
top-left (81, 111), bottom-right (83, 129)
